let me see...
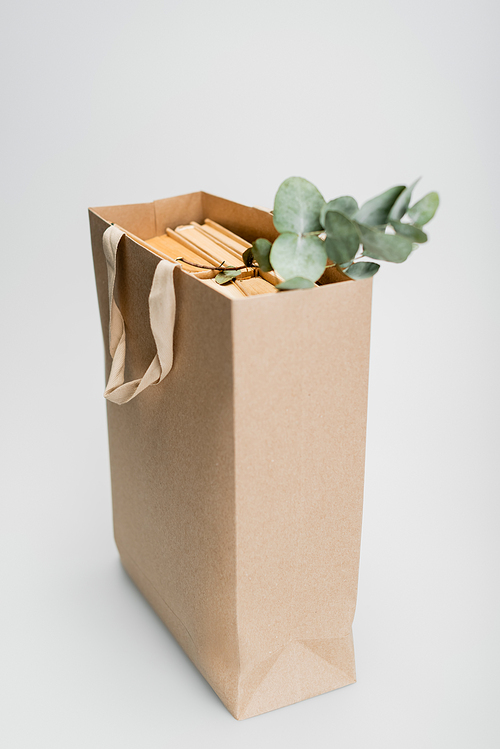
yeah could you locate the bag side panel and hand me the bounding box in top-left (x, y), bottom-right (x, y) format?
top-left (109, 272), bottom-right (241, 713)
top-left (90, 209), bottom-right (241, 714)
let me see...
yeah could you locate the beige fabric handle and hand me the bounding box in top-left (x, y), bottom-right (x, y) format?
top-left (102, 225), bottom-right (176, 405)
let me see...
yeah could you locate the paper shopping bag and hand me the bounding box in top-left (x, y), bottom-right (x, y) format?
top-left (89, 191), bottom-right (372, 719)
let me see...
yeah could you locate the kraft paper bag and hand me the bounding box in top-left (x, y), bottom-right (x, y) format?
top-left (89, 192), bottom-right (372, 719)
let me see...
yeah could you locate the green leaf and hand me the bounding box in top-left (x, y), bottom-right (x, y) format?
top-left (407, 192), bottom-right (440, 226)
top-left (323, 210), bottom-right (360, 265)
top-left (273, 177), bottom-right (325, 234)
top-left (320, 196), bottom-right (358, 226)
top-left (215, 269), bottom-right (242, 284)
top-left (345, 261), bottom-right (380, 279)
top-left (359, 224), bottom-right (413, 263)
top-left (270, 233), bottom-right (327, 282)
top-left (388, 178), bottom-right (420, 221)
top-left (390, 220), bottom-right (427, 243)
top-left (251, 238), bottom-right (273, 272)
top-left (242, 247), bottom-right (254, 267)
top-left (355, 185), bottom-right (405, 226)
top-left (277, 277), bottom-right (316, 290)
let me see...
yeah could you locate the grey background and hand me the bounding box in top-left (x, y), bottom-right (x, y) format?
top-left (1, 0), bottom-right (499, 746)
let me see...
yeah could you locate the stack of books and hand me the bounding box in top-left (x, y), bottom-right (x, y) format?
top-left (143, 219), bottom-right (280, 298)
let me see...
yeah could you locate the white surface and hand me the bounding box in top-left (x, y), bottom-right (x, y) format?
top-left (1, 1), bottom-right (499, 746)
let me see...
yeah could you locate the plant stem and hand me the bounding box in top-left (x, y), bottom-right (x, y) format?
top-left (176, 257), bottom-right (251, 271)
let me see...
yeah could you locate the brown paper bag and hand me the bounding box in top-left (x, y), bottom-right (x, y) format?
top-left (89, 191), bottom-right (372, 719)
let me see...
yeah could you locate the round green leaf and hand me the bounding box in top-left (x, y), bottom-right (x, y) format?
top-left (270, 233), bottom-right (327, 282)
top-left (277, 277), bottom-right (316, 290)
top-left (355, 185), bottom-right (405, 227)
top-left (359, 224), bottom-right (413, 263)
top-left (273, 177), bottom-right (325, 234)
top-left (323, 210), bottom-right (360, 265)
top-left (407, 192), bottom-right (439, 226)
top-left (390, 220), bottom-right (427, 243)
top-left (215, 269), bottom-right (242, 284)
top-left (251, 238), bottom-right (273, 272)
top-left (242, 247), bottom-right (254, 267)
top-left (320, 196), bottom-right (358, 226)
top-left (388, 178), bottom-right (420, 221)
top-left (345, 261), bottom-right (380, 279)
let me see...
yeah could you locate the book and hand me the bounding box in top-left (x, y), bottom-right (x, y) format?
top-left (203, 219), bottom-right (252, 250)
top-left (164, 228), bottom-right (221, 267)
top-left (189, 222), bottom-right (244, 261)
top-left (200, 220), bottom-right (285, 287)
top-left (198, 221), bottom-right (251, 255)
top-left (143, 234), bottom-right (202, 272)
top-left (144, 232), bottom-right (246, 298)
top-left (173, 225), bottom-right (242, 267)
top-left (235, 276), bottom-right (278, 296)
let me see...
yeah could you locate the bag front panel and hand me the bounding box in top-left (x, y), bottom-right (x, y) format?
top-left (231, 280), bottom-right (372, 685)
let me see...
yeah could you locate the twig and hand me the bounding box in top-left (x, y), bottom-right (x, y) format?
top-left (175, 257), bottom-right (251, 271)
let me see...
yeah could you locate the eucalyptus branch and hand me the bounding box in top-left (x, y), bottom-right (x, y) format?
top-left (246, 176), bottom-right (439, 289)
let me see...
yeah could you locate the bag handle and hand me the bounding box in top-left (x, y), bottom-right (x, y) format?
top-left (102, 225), bottom-right (176, 405)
